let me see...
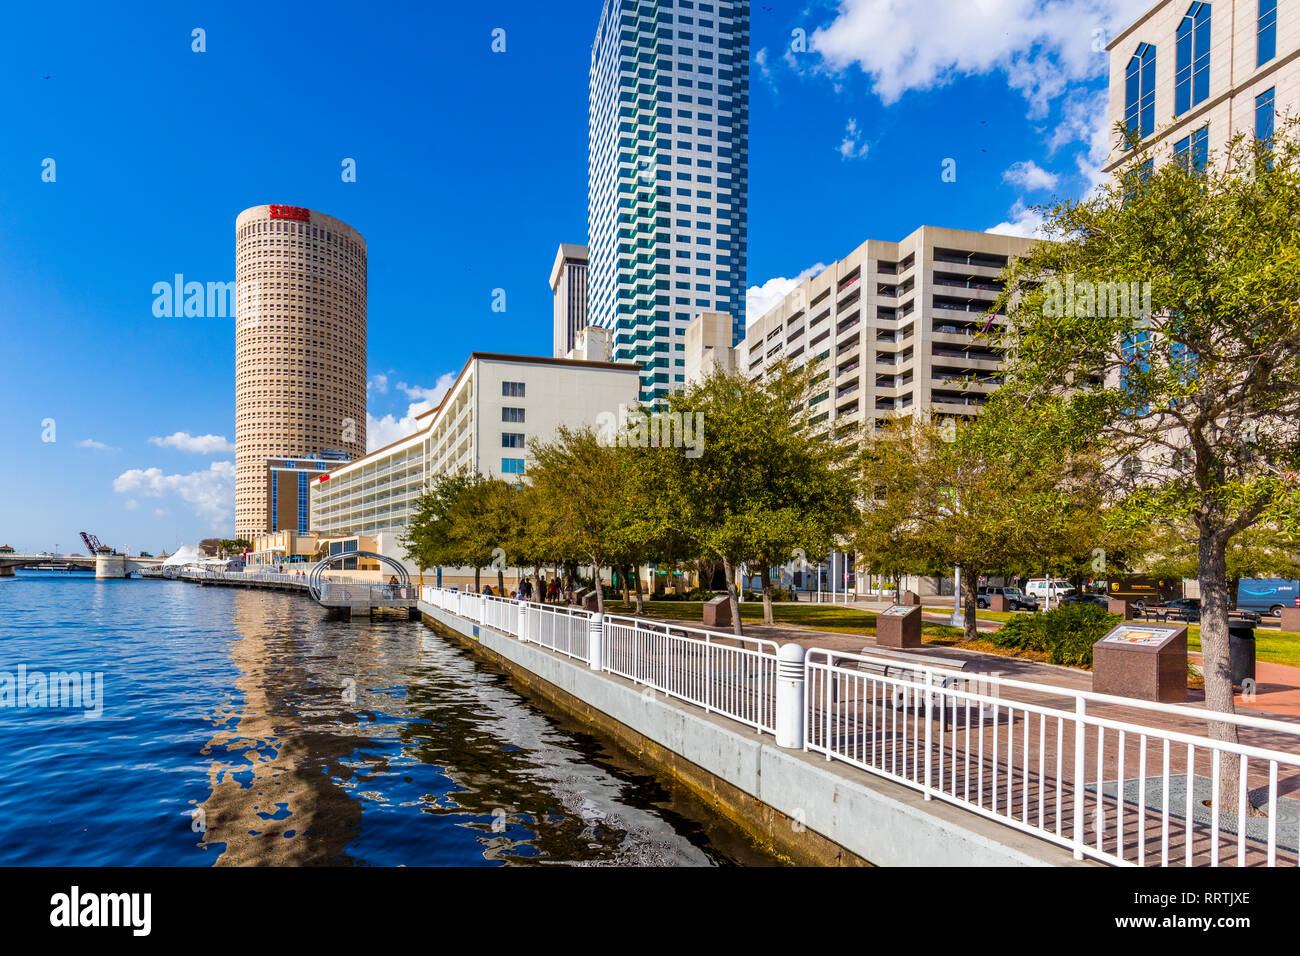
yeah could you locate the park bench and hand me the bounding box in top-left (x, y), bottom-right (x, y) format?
top-left (820, 646), bottom-right (997, 725)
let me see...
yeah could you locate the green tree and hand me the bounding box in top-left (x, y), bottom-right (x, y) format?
top-left (644, 364), bottom-right (857, 634)
top-left (855, 398), bottom-right (1104, 640)
top-left (401, 473), bottom-right (495, 591)
top-left (994, 123), bottom-right (1300, 809)
top-left (528, 426), bottom-right (628, 613)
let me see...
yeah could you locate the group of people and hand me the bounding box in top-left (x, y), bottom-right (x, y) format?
top-left (477, 576), bottom-right (575, 605)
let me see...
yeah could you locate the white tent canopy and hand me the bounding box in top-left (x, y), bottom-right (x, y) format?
top-left (162, 545), bottom-right (207, 568)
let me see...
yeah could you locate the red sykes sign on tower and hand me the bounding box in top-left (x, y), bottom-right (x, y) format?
top-left (269, 205), bottom-right (310, 222)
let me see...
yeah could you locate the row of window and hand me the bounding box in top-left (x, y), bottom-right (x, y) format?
top-left (1125, 1), bottom-right (1279, 141)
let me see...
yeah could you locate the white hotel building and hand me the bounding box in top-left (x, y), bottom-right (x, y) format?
top-left (308, 352), bottom-right (640, 542)
top-left (587, 0), bottom-right (750, 405)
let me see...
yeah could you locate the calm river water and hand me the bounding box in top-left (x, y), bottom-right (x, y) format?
top-left (0, 572), bottom-right (774, 866)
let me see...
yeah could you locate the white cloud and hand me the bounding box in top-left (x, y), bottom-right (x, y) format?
top-left (1003, 160), bottom-right (1059, 191)
top-left (810, 0), bottom-right (1149, 116)
top-left (124, 499), bottom-right (138, 511)
top-left (113, 461), bottom-right (235, 526)
top-left (367, 373), bottom-right (457, 452)
top-left (396, 374), bottom-right (456, 415)
top-left (148, 432), bottom-right (236, 454)
top-left (746, 263), bottom-right (828, 326)
top-left (77, 439), bottom-right (117, 453)
top-left (838, 118), bottom-right (870, 160)
top-left (367, 373), bottom-right (389, 395)
top-left (988, 200), bottom-right (1049, 239)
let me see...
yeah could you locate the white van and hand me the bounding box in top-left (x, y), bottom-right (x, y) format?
top-left (1025, 578), bottom-right (1072, 607)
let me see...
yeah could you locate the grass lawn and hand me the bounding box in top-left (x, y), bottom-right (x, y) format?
top-left (606, 599), bottom-right (881, 635)
top-left (1186, 625), bottom-right (1300, 669)
top-left (607, 600), bottom-right (1300, 671)
top-left (606, 600), bottom-right (1016, 649)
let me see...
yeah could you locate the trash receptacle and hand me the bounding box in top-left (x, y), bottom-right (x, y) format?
top-left (1228, 622), bottom-right (1256, 688)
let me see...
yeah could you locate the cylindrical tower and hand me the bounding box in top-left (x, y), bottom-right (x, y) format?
top-left (234, 204), bottom-right (367, 537)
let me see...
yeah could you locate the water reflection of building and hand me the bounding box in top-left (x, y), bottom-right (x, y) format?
top-left (194, 589), bottom-right (721, 866)
top-left (196, 589), bottom-right (377, 864)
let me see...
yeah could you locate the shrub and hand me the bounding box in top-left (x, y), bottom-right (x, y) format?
top-left (1042, 603), bottom-right (1119, 668)
top-left (989, 604), bottom-right (1119, 668)
top-left (989, 612), bottom-right (1046, 652)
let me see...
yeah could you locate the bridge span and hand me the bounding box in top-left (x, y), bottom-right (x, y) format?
top-left (0, 553), bottom-right (166, 579)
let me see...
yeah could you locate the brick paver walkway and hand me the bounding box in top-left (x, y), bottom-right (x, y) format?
top-left (621, 608), bottom-right (1300, 867)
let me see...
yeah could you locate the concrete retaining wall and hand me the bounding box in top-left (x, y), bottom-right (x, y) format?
top-left (420, 602), bottom-right (1091, 868)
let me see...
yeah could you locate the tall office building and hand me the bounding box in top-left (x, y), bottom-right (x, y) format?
top-left (1104, 0), bottom-right (1296, 176)
top-left (234, 204), bottom-right (367, 537)
top-left (550, 244), bottom-right (590, 357)
top-left (588, 0), bottom-right (749, 404)
top-left (738, 226), bottom-right (1035, 430)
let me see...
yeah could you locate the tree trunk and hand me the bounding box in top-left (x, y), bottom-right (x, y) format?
top-left (1200, 531), bottom-right (1254, 814)
top-left (760, 565), bottom-right (774, 625)
top-left (633, 564), bottom-right (646, 616)
top-left (962, 571), bottom-right (979, 642)
top-left (592, 559), bottom-right (605, 615)
top-left (497, 567), bottom-right (505, 596)
top-left (722, 555), bottom-right (743, 636)
top-left (474, 567), bottom-right (481, 592)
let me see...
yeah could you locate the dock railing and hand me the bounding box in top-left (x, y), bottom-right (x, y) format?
top-left (417, 586), bottom-right (1300, 867)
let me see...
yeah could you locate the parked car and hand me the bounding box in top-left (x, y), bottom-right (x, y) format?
top-left (1235, 578), bottom-right (1300, 618)
top-left (977, 587), bottom-right (1038, 612)
top-left (1061, 592), bottom-right (1109, 608)
top-left (1143, 597), bottom-right (1203, 621)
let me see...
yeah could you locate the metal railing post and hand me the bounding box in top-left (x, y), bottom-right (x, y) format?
top-left (923, 668), bottom-right (933, 801)
top-left (1073, 696), bottom-right (1086, 861)
top-left (775, 644), bottom-right (806, 749)
top-left (588, 613), bottom-right (603, 671)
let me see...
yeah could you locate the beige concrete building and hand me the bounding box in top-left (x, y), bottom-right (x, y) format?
top-left (1104, 0), bottom-right (1296, 174)
top-left (684, 311), bottom-right (740, 384)
top-left (309, 352), bottom-right (641, 543)
top-left (551, 244), bottom-right (590, 358)
top-left (234, 204), bottom-right (367, 537)
top-left (738, 226), bottom-right (1035, 430)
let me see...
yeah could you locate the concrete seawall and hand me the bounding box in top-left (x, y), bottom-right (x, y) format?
top-left (420, 602), bottom-right (1091, 868)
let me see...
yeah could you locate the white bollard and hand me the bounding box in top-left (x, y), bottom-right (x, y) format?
top-left (588, 613), bottom-right (604, 671)
top-left (775, 643), bottom-right (806, 749)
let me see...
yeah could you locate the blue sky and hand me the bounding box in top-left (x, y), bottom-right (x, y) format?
top-left (0, 0), bottom-right (1149, 554)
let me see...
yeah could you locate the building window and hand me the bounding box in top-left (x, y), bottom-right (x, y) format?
top-left (1258, 0), bottom-right (1278, 65)
top-left (502, 407), bottom-right (525, 423)
top-left (1257, 87), bottom-right (1276, 150)
top-left (297, 472), bottom-right (309, 534)
top-left (1175, 3), bottom-right (1212, 116)
top-left (1174, 125), bottom-right (1209, 170)
top-left (502, 458), bottom-right (526, 475)
top-left (502, 433), bottom-right (525, 448)
top-left (1125, 43), bottom-right (1157, 140)
top-left (502, 381), bottom-right (526, 398)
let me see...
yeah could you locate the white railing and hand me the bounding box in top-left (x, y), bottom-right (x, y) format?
top-left (417, 585), bottom-right (1300, 867)
top-left (603, 614), bottom-right (779, 734)
top-left (804, 647), bottom-right (1300, 868)
top-left (317, 580), bottom-right (417, 603)
top-left (521, 601), bottom-right (591, 662)
top-left (181, 569), bottom-right (308, 586)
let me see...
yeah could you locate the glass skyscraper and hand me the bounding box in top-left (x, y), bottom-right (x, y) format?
top-left (588, 0), bottom-right (749, 404)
